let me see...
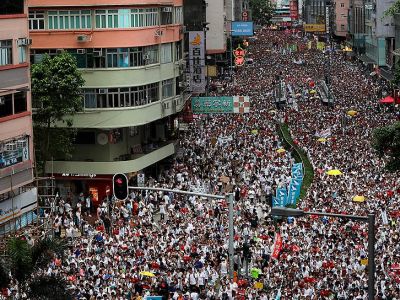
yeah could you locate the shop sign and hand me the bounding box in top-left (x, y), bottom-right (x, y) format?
top-left (0, 137), bottom-right (29, 169)
top-left (0, 188), bottom-right (37, 224)
top-left (189, 31), bottom-right (206, 94)
top-left (61, 173), bottom-right (97, 178)
top-left (304, 24), bottom-right (326, 32)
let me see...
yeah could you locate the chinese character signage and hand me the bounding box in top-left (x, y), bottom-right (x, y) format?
top-left (289, 0), bottom-right (299, 20)
top-left (231, 22), bottom-right (254, 36)
top-left (0, 137), bottom-right (29, 169)
top-left (191, 96), bottom-right (250, 114)
top-left (304, 24), bottom-right (326, 32)
top-left (233, 45), bottom-right (247, 66)
top-left (189, 31), bottom-right (206, 94)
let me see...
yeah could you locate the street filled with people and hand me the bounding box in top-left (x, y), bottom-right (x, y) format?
top-left (5, 27), bottom-right (400, 299)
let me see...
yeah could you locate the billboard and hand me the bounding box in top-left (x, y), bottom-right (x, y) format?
top-left (191, 96), bottom-right (250, 114)
top-left (304, 24), bottom-right (326, 32)
top-left (231, 22), bottom-right (254, 36)
top-left (189, 31), bottom-right (206, 94)
top-left (289, 0), bottom-right (299, 20)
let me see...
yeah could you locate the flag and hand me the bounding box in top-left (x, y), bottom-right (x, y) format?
top-left (271, 233), bottom-right (283, 260)
top-left (276, 187), bottom-right (287, 207)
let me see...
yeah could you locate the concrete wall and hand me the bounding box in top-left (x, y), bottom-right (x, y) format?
top-left (205, 0), bottom-right (226, 54)
top-left (334, 0), bottom-right (349, 37)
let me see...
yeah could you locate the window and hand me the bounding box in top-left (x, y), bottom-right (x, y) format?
top-left (29, 11), bottom-right (45, 30)
top-left (131, 8), bottom-right (158, 27)
top-left (161, 43), bottom-right (172, 63)
top-left (341, 24), bottom-right (345, 31)
top-left (13, 92), bottom-right (27, 114)
top-left (161, 8), bottom-right (173, 25)
top-left (162, 79), bottom-right (174, 99)
top-left (0, 94), bottom-right (13, 118)
top-left (145, 45), bottom-right (159, 64)
top-left (17, 40), bottom-right (27, 64)
top-left (0, 0), bottom-right (24, 15)
top-left (0, 40), bottom-right (12, 66)
top-left (95, 9), bottom-right (118, 28)
top-left (174, 7), bottom-right (183, 24)
top-left (83, 83), bottom-right (160, 109)
top-left (95, 10), bottom-right (107, 28)
top-left (341, 3), bottom-right (344, 7)
top-left (175, 41), bottom-right (182, 61)
top-left (48, 10), bottom-right (92, 30)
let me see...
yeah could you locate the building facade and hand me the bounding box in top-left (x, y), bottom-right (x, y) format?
top-left (0, 0), bottom-right (37, 235)
top-left (364, 0), bottom-right (395, 67)
top-left (347, 0), bottom-right (365, 55)
top-left (333, 0), bottom-right (349, 37)
top-left (303, 0), bottom-right (326, 25)
top-left (28, 0), bottom-right (186, 202)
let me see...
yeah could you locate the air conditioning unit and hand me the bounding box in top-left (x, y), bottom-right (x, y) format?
top-left (143, 53), bottom-right (150, 60)
top-left (98, 88), bottom-right (108, 94)
top-left (77, 35), bottom-right (88, 42)
top-left (77, 49), bottom-right (86, 54)
top-left (56, 49), bottom-right (64, 54)
top-left (162, 7), bottom-right (172, 12)
top-left (17, 38), bottom-right (32, 46)
top-left (93, 49), bottom-right (103, 57)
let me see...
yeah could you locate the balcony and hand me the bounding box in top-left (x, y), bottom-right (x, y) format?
top-left (44, 142), bottom-right (176, 175)
top-left (55, 94), bottom-right (188, 129)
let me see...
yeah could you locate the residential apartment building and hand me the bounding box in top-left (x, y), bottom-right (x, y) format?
top-left (0, 0), bottom-right (37, 235)
top-left (28, 0), bottom-right (186, 203)
top-left (347, 0), bottom-right (365, 55)
top-left (364, 0), bottom-right (395, 67)
top-left (333, 0), bottom-right (349, 38)
top-left (303, 0), bottom-right (326, 25)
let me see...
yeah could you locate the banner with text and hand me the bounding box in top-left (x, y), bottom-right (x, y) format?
top-left (189, 31), bottom-right (206, 94)
top-left (191, 96), bottom-right (250, 114)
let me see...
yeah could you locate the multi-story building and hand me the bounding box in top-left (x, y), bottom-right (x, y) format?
top-left (28, 0), bottom-right (186, 203)
top-left (0, 0), bottom-right (37, 235)
top-left (303, 0), bottom-right (326, 25)
top-left (364, 0), bottom-right (395, 67)
top-left (333, 0), bottom-right (349, 38)
top-left (347, 0), bottom-right (366, 55)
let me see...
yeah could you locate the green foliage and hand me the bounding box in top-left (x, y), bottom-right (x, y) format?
top-left (372, 122), bottom-right (400, 172)
top-left (393, 59), bottom-right (400, 87)
top-left (27, 275), bottom-right (72, 300)
top-left (31, 52), bottom-right (85, 173)
top-left (250, 0), bottom-right (276, 26)
top-left (6, 237), bottom-right (33, 283)
top-left (384, 0), bottom-right (400, 17)
top-left (279, 124), bottom-right (314, 201)
top-left (3, 237), bottom-right (70, 299)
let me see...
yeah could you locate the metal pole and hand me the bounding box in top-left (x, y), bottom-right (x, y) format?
top-left (230, 32), bottom-right (233, 82)
top-left (368, 213), bottom-right (375, 300)
top-left (228, 193), bottom-right (234, 279)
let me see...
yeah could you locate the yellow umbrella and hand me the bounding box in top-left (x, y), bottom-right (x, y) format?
top-left (347, 110), bottom-right (358, 116)
top-left (268, 110), bottom-right (277, 114)
top-left (139, 271), bottom-right (155, 277)
top-left (276, 148), bottom-right (286, 153)
top-left (317, 137), bottom-right (327, 142)
top-left (353, 195), bottom-right (365, 202)
top-left (326, 169), bottom-right (343, 176)
top-left (309, 89), bottom-right (316, 94)
top-left (251, 129), bottom-right (258, 135)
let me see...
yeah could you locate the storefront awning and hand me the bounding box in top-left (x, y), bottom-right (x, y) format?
top-left (359, 54), bottom-right (375, 64)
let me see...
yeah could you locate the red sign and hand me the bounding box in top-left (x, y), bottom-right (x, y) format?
top-left (290, 0), bottom-right (299, 20)
top-left (233, 46), bottom-right (247, 67)
top-left (271, 233), bottom-right (283, 259)
top-left (242, 11), bottom-right (248, 21)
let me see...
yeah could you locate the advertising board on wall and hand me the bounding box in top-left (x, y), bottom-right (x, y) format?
top-left (231, 22), bottom-right (254, 36)
top-left (188, 31), bottom-right (206, 94)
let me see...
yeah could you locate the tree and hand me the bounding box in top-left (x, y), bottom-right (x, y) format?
top-left (372, 122), bottom-right (400, 172)
top-left (250, 0), bottom-right (275, 26)
top-left (31, 52), bottom-right (85, 174)
top-left (384, 0), bottom-right (400, 17)
top-left (1, 237), bottom-right (71, 299)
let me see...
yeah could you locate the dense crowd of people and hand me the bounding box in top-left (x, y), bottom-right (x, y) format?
top-left (4, 27), bottom-right (400, 299)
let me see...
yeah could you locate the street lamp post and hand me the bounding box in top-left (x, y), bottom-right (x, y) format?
top-left (271, 207), bottom-right (375, 299)
top-left (128, 186), bottom-right (235, 279)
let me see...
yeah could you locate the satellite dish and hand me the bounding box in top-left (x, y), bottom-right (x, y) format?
top-left (97, 133), bottom-right (108, 145)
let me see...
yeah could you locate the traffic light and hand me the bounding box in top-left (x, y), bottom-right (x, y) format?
top-left (113, 173), bottom-right (128, 201)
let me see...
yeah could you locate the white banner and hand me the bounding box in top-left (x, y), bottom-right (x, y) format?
top-left (0, 188), bottom-right (37, 224)
top-left (189, 31), bottom-right (206, 94)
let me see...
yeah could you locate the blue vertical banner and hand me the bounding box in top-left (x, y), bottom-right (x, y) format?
top-left (272, 196), bottom-right (280, 207)
top-left (292, 163), bottom-right (303, 179)
top-left (287, 182), bottom-right (297, 205)
top-left (276, 187), bottom-right (287, 207)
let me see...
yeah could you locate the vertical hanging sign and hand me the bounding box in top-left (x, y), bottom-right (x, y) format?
top-left (189, 31), bottom-right (206, 94)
